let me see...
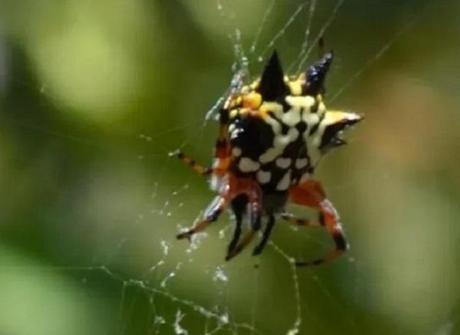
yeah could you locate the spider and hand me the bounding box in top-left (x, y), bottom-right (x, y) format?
top-left (172, 49), bottom-right (362, 266)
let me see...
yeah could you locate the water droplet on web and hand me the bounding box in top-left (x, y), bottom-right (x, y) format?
top-left (286, 327), bottom-right (300, 335)
top-left (148, 260), bottom-right (165, 274)
top-left (154, 316), bottom-right (165, 325)
top-left (138, 134), bottom-right (153, 142)
top-left (213, 266), bottom-right (228, 283)
top-left (161, 263), bottom-right (182, 288)
top-left (160, 240), bottom-right (169, 256)
top-left (235, 28), bottom-right (241, 40)
top-left (173, 310), bottom-right (188, 335)
top-left (186, 232), bottom-right (208, 253)
top-left (286, 320), bottom-right (301, 335)
top-left (161, 272), bottom-right (176, 288)
top-left (219, 312), bottom-right (229, 325)
top-left (218, 228), bottom-right (226, 239)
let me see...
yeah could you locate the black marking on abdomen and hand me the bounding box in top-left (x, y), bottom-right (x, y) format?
top-left (296, 121), bottom-right (307, 133)
top-left (230, 116), bottom-right (275, 161)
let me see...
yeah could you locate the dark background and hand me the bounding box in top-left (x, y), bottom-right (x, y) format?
top-left (0, 0), bottom-right (459, 334)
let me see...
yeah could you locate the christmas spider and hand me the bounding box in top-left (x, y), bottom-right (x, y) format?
top-left (173, 49), bottom-right (361, 266)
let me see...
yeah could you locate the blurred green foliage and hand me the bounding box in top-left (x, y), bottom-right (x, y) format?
top-left (1, 0), bottom-right (460, 334)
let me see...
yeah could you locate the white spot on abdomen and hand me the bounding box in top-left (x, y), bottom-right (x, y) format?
top-left (303, 112), bottom-right (319, 125)
top-left (238, 157), bottom-right (260, 172)
top-left (276, 157), bottom-right (291, 169)
top-left (232, 147), bottom-right (242, 157)
top-left (259, 127), bottom-right (299, 164)
top-left (281, 107), bottom-right (301, 127)
top-left (257, 170), bottom-right (271, 184)
top-left (264, 113), bottom-right (282, 135)
top-left (274, 128), bottom-right (299, 148)
top-left (295, 158), bottom-right (308, 169)
top-left (259, 147), bottom-right (281, 164)
top-left (285, 95), bottom-right (315, 110)
top-left (277, 171), bottom-right (291, 191)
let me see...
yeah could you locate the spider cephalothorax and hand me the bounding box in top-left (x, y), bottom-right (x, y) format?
top-left (174, 50), bottom-right (361, 266)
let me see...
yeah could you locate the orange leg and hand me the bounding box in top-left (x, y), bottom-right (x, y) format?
top-left (170, 150), bottom-right (212, 176)
top-left (177, 175), bottom-right (262, 251)
top-left (176, 196), bottom-right (226, 240)
top-left (171, 112), bottom-right (232, 177)
top-left (289, 179), bottom-right (348, 266)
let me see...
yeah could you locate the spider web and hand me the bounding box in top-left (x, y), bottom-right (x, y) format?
top-left (1, 1), bottom-right (458, 335)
